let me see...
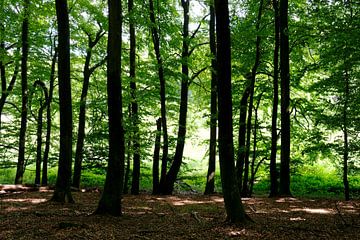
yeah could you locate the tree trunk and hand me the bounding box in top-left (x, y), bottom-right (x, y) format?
top-left (34, 80), bottom-right (48, 185)
top-left (123, 134), bottom-right (131, 194)
top-left (149, 0), bottom-right (169, 191)
top-left (129, 0), bottom-right (141, 195)
top-left (15, 0), bottom-right (30, 184)
top-left (343, 71), bottom-right (350, 201)
top-left (214, 0), bottom-right (249, 223)
top-left (160, 0), bottom-right (190, 195)
top-left (236, 85), bottom-right (250, 193)
top-left (51, 0), bottom-right (74, 203)
top-left (249, 92), bottom-right (264, 196)
top-left (42, 46), bottom-right (57, 186)
top-left (242, 0), bottom-right (264, 197)
top-left (95, 0), bottom-right (125, 215)
top-left (204, 3), bottom-right (217, 195)
top-left (269, 0), bottom-right (280, 198)
top-left (152, 118), bottom-right (161, 194)
top-left (279, 0), bottom-right (292, 197)
top-left (72, 27), bottom-right (105, 189)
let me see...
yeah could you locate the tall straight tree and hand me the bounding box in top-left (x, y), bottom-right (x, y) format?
top-left (15, 0), bottom-right (30, 184)
top-left (204, 2), bottom-right (217, 195)
top-left (95, 0), bottom-right (125, 215)
top-left (279, 0), bottom-right (291, 196)
top-left (129, 0), bottom-right (141, 195)
top-left (51, 0), bottom-right (74, 203)
top-left (214, 0), bottom-right (249, 223)
top-left (269, 0), bottom-right (280, 197)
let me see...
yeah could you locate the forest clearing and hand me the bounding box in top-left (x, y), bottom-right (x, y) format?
top-left (1, 188), bottom-right (359, 239)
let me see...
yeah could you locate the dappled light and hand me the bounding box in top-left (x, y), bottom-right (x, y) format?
top-left (1, 198), bottom-right (47, 204)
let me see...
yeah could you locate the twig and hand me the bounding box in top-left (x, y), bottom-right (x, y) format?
top-left (191, 211), bottom-right (201, 223)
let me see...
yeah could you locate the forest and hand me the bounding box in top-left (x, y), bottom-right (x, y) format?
top-left (1, 0), bottom-right (360, 239)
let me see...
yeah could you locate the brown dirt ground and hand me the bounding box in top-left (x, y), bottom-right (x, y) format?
top-left (0, 188), bottom-right (359, 239)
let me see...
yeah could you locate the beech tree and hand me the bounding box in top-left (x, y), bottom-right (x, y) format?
top-left (214, 0), bottom-right (249, 223)
top-left (15, 0), bottom-right (30, 184)
top-left (51, 0), bottom-right (74, 203)
top-left (95, 0), bottom-right (125, 215)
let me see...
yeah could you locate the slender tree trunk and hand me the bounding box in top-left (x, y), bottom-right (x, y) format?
top-left (42, 46), bottom-right (57, 186)
top-left (15, 0), bottom-right (30, 184)
top-left (204, 3), bottom-right (217, 195)
top-left (249, 92), bottom-right (264, 196)
top-left (72, 27), bottom-right (105, 189)
top-left (214, 0), bottom-right (249, 223)
top-left (95, 0), bottom-right (125, 215)
top-left (279, 0), bottom-right (292, 197)
top-left (161, 0), bottom-right (190, 195)
top-left (236, 85), bottom-right (250, 193)
top-left (269, 0), bottom-right (280, 198)
top-left (34, 80), bottom-right (48, 185)
top-left (51, 0), bottom-right (74, 203)
top-left (123, 137), bottom-right (131, 194)
top-left (149, 0), bottom-right (169, 191)
top-left (343, 71), bottom-right (350, 201)
top-left (152, 118), bottom-right (161, 194)
top-left (129, 0), bottom-right (141, 195)
top-left (242, 0), bottom-right (264, 197)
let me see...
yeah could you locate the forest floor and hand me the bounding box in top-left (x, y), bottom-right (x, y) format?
top-left (0, 186), bottom-right (360, 239)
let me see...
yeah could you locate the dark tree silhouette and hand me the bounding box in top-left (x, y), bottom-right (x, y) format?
top-left (279, 0), bottom-right (292, 196)
top-left (215, 0), bottom-right (249, 223)
top-left (95, 0), bottom-right (125, 215)
top-left (129, 0), bottom-right (141, 195)
top-left (51, 0), bottom-right (74, 203)
top-left (205, 3), bottom-right (217, 195)
top-left (269, 0), bottom-right (280, 197)
top-left (15, 0), bottom-right (30, 184)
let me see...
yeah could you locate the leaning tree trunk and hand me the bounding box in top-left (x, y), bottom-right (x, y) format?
top-left (204, 3), bottom-right (217, 195)
top-left (149, 0), bottom-right (169, 191)
top-left (129, 0), bottom-right (141, 195)
top-left (15, 0), bottom-right (30, 184)
top-left (42, 45), bottom-right (57, 186)
top-left (95, 0), bottom-right (125, 215)
top-left (51, 0), bottom-right (74, 203)
top-left (269, 0), bottom-right (280, 198)
top-left (214, 0), bottom-right (250, 223)
top-left (279, 0), bottom-right (292, 197)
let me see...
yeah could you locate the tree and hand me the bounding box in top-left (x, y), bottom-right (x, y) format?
top-left (269, 0), bottom-right (280, 198)
top-left (242, 0), bottom-right (264, 197)
top-left (214, 0), bottom-right (249, 223)
top-left (95, 0), bottom-right (125, 215)
top-left (279, 0), bottom-right (291, 196)
top-left (204, 2), bottom-right (217, 195)
top-left (148, 0), bottom-right (169, 194)
top-left (51, 0), bottom-right (74, 203)
top-left (72, 25), bottom-right (106, 189)
top-left (31, 80), bottom-right (48, 185)
top-left (42, 43), bottom-right (57, 186)
top-left (129, 0), bottom-right (141, 195)
top-left (15, 0), bottom-right (30, 184)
